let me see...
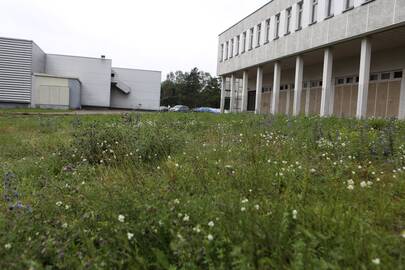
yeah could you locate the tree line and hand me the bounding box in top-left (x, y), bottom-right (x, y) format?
top-left (160, 68), bottom-right (221, 108)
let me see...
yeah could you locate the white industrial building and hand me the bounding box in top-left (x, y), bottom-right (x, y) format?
top-left (218, 0), bottom-right (405, 119)
top-left (0, 37), bottom-right (161, 110)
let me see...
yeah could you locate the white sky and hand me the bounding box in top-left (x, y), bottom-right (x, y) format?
top-left (0, 0), bottom-right (269, 80)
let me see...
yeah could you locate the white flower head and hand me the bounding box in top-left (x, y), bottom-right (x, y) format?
top-left (56, 201), bottom-right (63, 207)
top-left (292, 210), bottom-right (298, 220)
top-left (183, 214), bottom-right (190, 222)
top-left (360, 181), bottom-right (367, 188)
top-left (208, 221), bottom-right (215, 227)
top-left (372, 258), bottom-right (380, 265)
top-left (347, 185), bottom-right (354, 190)
top-left (173, 199), bottom-right (180, 204)
top-left (241, 207), bottom-right (246, 212)
top-left (207, 234), bottom-right (214, 241)
top-left (118, 214), bottom-right (125, 223)
top-left (254, 204), bottom-right (260, 210)
top-left (241, 198), bottom-right (249, 204)
top-left (127, 232), bottom-right (134, 240)
top-left (62, 223), bottom-right (68, 228)
top-left (4, 243), bottom-right (11, 250)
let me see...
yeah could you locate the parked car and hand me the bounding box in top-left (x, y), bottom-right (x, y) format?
top-left (193, 107), bottom-right (221, 114)
top-left (159, 106), bottom-right (169, 112)
top-left (169, 105), bottom-right (190, 112)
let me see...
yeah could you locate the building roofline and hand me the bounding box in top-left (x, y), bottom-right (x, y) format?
top-left (218, 0), bottom-right (274, 36)
top-left (0, 35), bottom-right (33, 43)
top-left (112, 67), bottom-right (162, 73)
top-left (47, 53), bottom-right (112, 61)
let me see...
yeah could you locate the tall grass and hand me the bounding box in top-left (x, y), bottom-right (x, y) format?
top-left (0, 113), bottom-right (404, 269)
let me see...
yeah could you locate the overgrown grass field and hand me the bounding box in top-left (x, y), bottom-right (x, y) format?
top-left (0, 113), bottom-right (404, 269)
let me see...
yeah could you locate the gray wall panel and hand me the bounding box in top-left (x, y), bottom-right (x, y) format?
top-left (0, 37), bottom-right (33, 103)
top-left (46, 54), bottom-right (112, 107)
top-left (110, 68), bottom-right (161, 110)
top-left (32, 42), bottom-right (46, 74)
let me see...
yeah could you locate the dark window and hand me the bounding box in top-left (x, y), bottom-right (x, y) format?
top-left (319, 81), bottom-right (323, 87)
top-left (370, 74), bottom-right (378, 81)
top-left (394, 71), bottom-right (403, 79)
top-left (355, 76), bottom-right (359, 83)
top-left (311, 0), bottom-right (318, 24)
top-left (275, 14), bottom-right (280, 39)
top-left (297, 1), bottom-right (303, 29)
top-left (337, 78), bottom-right (344, 85)
top-left (381, 73), bottom-right (391, 80)
top-left (346, 77), bottom-right (354, 84)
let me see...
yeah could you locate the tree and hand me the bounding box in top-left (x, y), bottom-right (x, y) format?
top-left (160, 68), bottom-right (221, 108)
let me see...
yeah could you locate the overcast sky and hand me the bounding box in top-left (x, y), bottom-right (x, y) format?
top-left (0, 0), bottom-right (269, 80)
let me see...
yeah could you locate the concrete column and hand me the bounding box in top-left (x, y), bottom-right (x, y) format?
top-left (399, 68), bottom-right (405, 119)
top-left (305, 86), bottom-right (310, 116)
top-left (286, 89), bottom-right (291, 115)
top-left (241, 71), bottom-right (249, 112)
top-left (271, 62), bottom-right (281, 114)
top-left (293, 56), bottom-right (304, 116)
top-left (220, 76), bottom-right (226, 113)
top-left (230, 74), bottom-right (236, 113)
top-left (356, 38), bottom-right (372, 119)
top-left (320, 48), bottom-right (334, 117)
top-left (255, 67), bottom-right (263, 114)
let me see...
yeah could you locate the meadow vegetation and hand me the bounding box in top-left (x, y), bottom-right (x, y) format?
top-left (0, 112), bottom-right (404, 269)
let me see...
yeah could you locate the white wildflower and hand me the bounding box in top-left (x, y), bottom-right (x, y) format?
top-left (56, 201), bottom-right (63, 207)
top-left (4, 243), bottom-right (11, 250)
top-left (62, 223), bottom-right (68, 228)
top-left (208, 221), bottom-right (215, 227)
top-left (292, 210), bottom-right (298, 220)
top-left (372, 258), bottom-right (380, 265)
top-left (254, 204), bottom-right (260, 210)
top-left (360, 181), bottom-right (367, 188)
top-left (207, 234), bottom-right (214, 241)
top-left (173, 199), bottom-right (180, 204)
top-left (241, 198), bottom-right (249, 204)
top-left (347, 185), bottom-right (355, 190)
top-left (183, 214), bottom-right (190, 222)
top-left (127, 232), bottom-right (134, 240)
top-left (348, 179), bottom-right (355, 186)
top-left (118, 214), bottom-right (125, 223)
top-left (241, 207), bottom-right (246, 212)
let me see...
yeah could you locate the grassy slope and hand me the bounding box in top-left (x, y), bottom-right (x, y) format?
top-left (0, 113), bottom-right (404, 269)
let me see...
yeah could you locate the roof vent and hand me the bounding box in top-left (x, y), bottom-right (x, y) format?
top-left (101, 55), bottom-right (106, 59)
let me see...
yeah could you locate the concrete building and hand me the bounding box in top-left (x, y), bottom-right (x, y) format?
top-left (218, 0), bottom-right (405, 119)
top-left (0, 36), bottom-right (161, 110)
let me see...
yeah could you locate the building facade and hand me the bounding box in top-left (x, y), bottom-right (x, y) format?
top-left (0, 36), bottom-right (161, 110)
top-left (217, 0), bottom-right (405, 119)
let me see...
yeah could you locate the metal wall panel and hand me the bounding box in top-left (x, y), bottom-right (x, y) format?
top-left (46, 54), bottom-right (112, 107)
top-left (110, 68), bottom-right (161, 110)
top-left (0, 37), bottom-right (33, 103)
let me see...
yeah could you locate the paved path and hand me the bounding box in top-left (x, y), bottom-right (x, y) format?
top-left (0, 110), bottom-right (148, 116)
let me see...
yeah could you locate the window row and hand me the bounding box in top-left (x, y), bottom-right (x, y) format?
top-left (220, 0), bottom-right (372, 62)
